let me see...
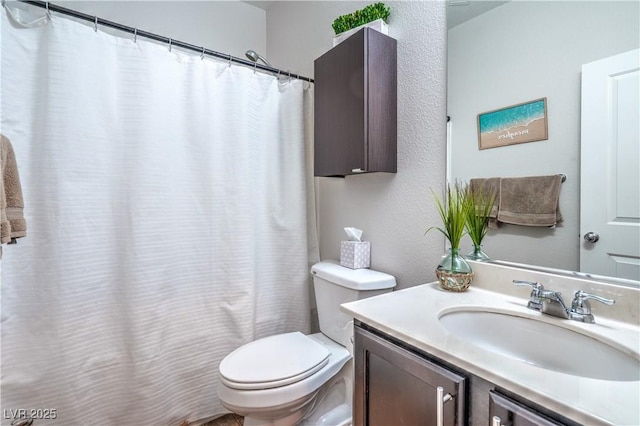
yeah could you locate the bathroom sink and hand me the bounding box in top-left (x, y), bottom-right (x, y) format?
top-left (439, 310), bottom-right (640, 381)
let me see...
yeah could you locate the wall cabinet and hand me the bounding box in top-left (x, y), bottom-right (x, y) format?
top-left (354, 324), bottom-right (467, 426)
top-left (314, 27), bottom-right (397, 177)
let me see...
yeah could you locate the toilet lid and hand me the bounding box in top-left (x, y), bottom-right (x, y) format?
top-left (219, 332), bottom-right (331, 390)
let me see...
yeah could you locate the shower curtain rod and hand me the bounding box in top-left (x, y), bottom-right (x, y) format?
top-left (17, 0), bottom-right (315, 83)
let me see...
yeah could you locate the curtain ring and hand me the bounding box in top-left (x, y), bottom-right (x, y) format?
top-left (201, 47), bottom-right (205, 60)
top-left (94, 16), bottom-right (98, 32)
top-left (288, 70), bottom-right (292, 83)
top-left (168, 38), bottom-right (172, 52)
top-left (133, 28), bottom-right (137, 43)
top-left (45, 1), bottom-right (51, 20)
top-left (253, 61), bottom-right (257, 73)
top-left (228, 54), bottom-right (232, 68)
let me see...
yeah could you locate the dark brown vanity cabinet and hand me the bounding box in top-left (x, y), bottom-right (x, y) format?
top-left (489, 391), bottom-right (568, 426)
top-left (313, 27), bottom-right (397, 177)
top-left (354, 323), bottom-right (581, 426)
top-left (354, 324), bottom-right (467, 426)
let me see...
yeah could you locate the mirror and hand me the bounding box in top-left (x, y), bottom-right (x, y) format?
top-left (446, 1), bottom-right (639, 284)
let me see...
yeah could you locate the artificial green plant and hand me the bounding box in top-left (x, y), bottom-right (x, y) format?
top-left (426, 182), bottom-right (472, 251)
top-left (332, 3), bottom-right (391, 35)
top-left (464, 184), bottom-right (496, 250)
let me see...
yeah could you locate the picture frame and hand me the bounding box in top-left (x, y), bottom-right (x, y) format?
top-left (477, 97), bottom-right (548, 149)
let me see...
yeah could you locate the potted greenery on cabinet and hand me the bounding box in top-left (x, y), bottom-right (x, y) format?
top-left (332, 3), bottom-right (391, 46)
top-left (426, 183), bottom-right (474, 292)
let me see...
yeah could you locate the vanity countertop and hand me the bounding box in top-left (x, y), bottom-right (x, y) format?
top-left (341, 283), bottom-right (640, 426)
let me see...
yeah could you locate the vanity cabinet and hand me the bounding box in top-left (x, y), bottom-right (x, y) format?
top-left (489, 391), bottom-right (566, 426)
top-left (313, 27), bottom-right (397, 177)
top-left (354, 322), bottom-right (579, 426)
top-left (354, 323), bottom-right (467, 426)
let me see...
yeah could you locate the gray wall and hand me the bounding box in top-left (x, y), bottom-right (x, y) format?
top-left (267, 1), bottom-right (449, 289)
top-left (448, 1), bottom-right (639, 271)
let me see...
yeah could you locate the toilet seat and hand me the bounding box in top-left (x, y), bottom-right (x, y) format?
top-left (218, 333), bottom-right (351, 415)
top-left (219, 332), bottom-right (330, 390)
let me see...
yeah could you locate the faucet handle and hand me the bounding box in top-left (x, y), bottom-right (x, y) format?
top-left (513, 280), bottom-right (543, 292)
top-left (513, 280), bottom-right (544, 311)
top-left (570, 290), bottom-right (615, 323)
top-left (572, 290), bottom-right (615, 311)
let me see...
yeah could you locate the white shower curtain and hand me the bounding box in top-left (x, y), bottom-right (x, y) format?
top-left (1, 7), bottom-right (317, 425)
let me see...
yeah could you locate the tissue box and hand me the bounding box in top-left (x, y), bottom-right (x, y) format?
top-left (340, 241), bottom-right (371, 269)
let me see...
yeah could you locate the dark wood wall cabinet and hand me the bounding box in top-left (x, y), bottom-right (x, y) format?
top-left (314, 27), bottom-right (397, 177)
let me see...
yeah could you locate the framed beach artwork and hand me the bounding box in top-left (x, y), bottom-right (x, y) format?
top-left (477, 98), bottom-right (548, 149)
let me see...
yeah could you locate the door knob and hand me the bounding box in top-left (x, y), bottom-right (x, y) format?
top-left (583, 232), bottom-right (600, 243)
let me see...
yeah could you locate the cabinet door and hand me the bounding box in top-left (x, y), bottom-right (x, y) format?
top-left (314, 28), bottom-right (397, 177)
top-left (314, 29), bottom-right (366, 177)
top-left (489, 391), bottom-right (566, 426)
top-left (354, 325), bottom-right (467, 426)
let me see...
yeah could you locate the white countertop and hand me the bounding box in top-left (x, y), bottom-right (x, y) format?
top-left (341, 283), bottom-right (640, 425)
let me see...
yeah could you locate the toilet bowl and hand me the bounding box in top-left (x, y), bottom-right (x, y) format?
top-left (217, 260), bottom-right (396, 426)
top-left (219, 332), bottom-right (350, 425)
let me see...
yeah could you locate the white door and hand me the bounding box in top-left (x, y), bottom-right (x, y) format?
top-left (580, 49), bottom-right (640, 281)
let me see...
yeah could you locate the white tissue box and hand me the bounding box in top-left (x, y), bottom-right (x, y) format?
top-left (340, 241), bottom-right (371, 269)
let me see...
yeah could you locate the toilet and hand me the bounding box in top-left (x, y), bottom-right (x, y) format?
top-left (218, 260), bottom-right (396, 426)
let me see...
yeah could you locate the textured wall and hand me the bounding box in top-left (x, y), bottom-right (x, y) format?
top-left (268, 1), bottom-right (448, 289)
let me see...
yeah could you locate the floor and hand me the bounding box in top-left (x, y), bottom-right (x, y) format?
top-left (201, 413), bottom-right (244, 426)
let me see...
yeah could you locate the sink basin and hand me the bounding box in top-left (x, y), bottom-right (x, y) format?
top-left (439, 310), bottom-right (640, 381)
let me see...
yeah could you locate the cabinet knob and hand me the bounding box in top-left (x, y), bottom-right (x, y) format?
top-left (436, 386), bottom-right (453, 426)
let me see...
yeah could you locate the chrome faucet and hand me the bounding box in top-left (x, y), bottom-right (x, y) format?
top-left (512, 280), bottom-right (544, 311)
top-left (513, 280), bottom-right (614, 324)
top-left (570, 290), bottom-right (615, 323)
top-left (514, 280), bottom-right (570, 319)
top-left (541, 289), bottom-right (571, 319)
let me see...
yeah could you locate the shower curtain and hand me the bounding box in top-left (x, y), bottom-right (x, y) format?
top-left (1, 7), bottom-right (317, 425)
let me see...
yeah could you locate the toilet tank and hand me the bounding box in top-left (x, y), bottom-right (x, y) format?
top-left (311, 261), bottom-right (396, 346)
